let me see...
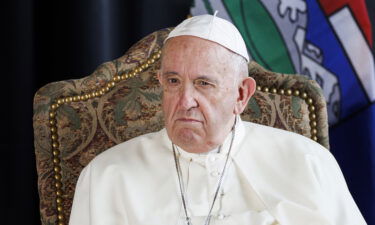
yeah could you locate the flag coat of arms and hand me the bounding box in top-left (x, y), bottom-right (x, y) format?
top-left (192, 0), bottom-right (375, 223)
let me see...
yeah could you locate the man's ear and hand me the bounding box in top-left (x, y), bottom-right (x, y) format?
top-left (234, 77), bottom-right (256, 115)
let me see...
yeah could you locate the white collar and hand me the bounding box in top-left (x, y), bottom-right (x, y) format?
top-left (170, 116), bottom-right (246, 161)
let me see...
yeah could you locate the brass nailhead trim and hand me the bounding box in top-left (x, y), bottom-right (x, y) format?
top-left (47, 49), bottom-right (162, 225)
top-left (257, 86), bottom-right (319, 143)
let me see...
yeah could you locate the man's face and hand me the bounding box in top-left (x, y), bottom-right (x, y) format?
top-left (158, 36), bottom-right (243, 153)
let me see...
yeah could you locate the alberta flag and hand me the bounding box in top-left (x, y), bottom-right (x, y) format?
top-left (191, 0), bottom-right (375, 223)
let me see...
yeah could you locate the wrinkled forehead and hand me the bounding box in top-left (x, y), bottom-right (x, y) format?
top-left (161, 36), bottom-right (235, 69)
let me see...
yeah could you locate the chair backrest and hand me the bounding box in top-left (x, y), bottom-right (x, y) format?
top-left (33, 28), bottom-right (329, 225)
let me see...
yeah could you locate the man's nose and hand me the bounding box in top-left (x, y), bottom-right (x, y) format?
top-left (178, 84), bottom-right (198, 110)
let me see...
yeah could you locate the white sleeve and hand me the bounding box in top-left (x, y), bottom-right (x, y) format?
top-left (69, 161), bottom-right (130, 225)
top-left (313, 150), bottom-right (367, 225)
top-left (69, 164), bottom-right (92, 225)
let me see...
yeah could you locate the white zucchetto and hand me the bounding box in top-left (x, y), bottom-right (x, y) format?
top-left (166, 12), bottom-right (249, 62)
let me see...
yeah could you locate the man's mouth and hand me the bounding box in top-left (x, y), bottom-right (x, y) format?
top-left (176, 118), bottom-right (202, 123)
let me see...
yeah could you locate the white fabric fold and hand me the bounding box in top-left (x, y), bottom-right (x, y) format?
top-left (69, 118), bottom-right (366, 225)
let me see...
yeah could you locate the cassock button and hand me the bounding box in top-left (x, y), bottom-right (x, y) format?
top-left (211, 171), bottom-right (220, 177)
top-left (209, 156), bottom-right (217, 162)
top-left (217, 214), bottom-right (225, 220)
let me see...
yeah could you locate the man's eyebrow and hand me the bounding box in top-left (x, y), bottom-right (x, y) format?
top-left (162, 71), bottom-right (179, 76)
top-left (195, 75), bottom-right (218, 83)
top-left (161, 73), bottom-right (218, 83)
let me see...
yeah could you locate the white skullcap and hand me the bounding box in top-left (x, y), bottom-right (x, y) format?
top-left (165, 12), bottom-right (249, 62)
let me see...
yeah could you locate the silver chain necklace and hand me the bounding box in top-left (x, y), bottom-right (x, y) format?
top-left (172, 118), bottom-right (237, 225)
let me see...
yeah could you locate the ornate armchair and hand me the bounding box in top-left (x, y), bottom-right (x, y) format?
top-left (33, 28), bottom-right (329, 225)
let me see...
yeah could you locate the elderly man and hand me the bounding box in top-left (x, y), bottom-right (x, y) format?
top-left (69, 14), bottom-right (366, 225)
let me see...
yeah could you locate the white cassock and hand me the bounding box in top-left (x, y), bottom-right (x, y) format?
top-left (69, 118), bottom-right (366, 225)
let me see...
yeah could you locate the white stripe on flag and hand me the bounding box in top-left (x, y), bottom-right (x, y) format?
top-left (191, 0), bottom-right (209, 15)
top-left (329, 7), bottom-right (375, 101)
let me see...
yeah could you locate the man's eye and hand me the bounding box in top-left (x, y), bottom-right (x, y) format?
top-left (196, 80), bottom-right (211, 86)
top-left (199, 80), bottom-right (209, 85)
top-left (167, 78), bottom-right (179, 84)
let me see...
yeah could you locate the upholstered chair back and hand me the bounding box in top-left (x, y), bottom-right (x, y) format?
top-left (33, 28), bottom-right (329, 225)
